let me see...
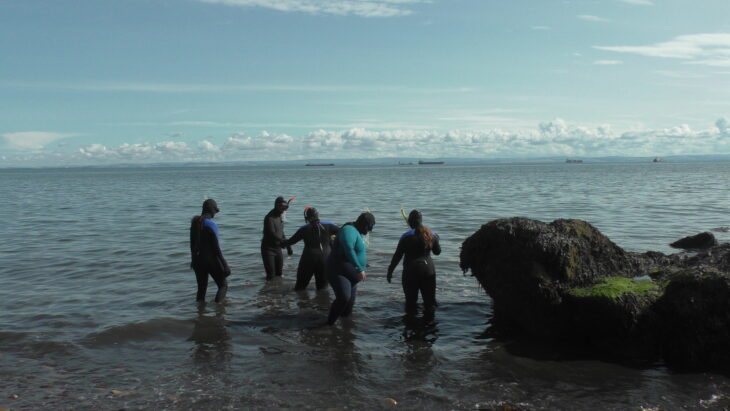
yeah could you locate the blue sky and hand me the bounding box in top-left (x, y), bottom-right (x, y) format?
top-left (2, 0), bottom-right (730, 165)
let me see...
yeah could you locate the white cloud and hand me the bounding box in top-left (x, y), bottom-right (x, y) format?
top-left (78, 141), bottom-right (192, 161)
top-left (578, 15), bottom-right (610, 23)
top-left (196, 0), bottom-right (426, 17)
top-left (199, 140), bottom-right (221, 153)
top-left (595, 33), bottom-right (730, 67)
top-left (2, 117), bottom-right (721, 166)
top-left (619, 0), bottom-right (653, 5)
top-left (531, 26), bottom-right (551, 31)
top-left (594, 60), bottom-right (623, 65)
top-left (2, 131), bottom-right (72, 150)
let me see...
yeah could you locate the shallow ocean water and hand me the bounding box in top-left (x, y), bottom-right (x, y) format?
top-left (1, 162), bottom-right (730, 410)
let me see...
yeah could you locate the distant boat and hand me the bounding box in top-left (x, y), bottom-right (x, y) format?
top-left (305, 163), bottom-right (334, 167)
top-left (652, 157), bottom-right (664, 163)
top-left (418, 160), bottom-right (444, 165)
top-left (565, 159), bottom-right (583, 164)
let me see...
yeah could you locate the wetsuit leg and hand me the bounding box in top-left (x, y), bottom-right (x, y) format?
top-left (261, 244), bottom-right (281, 280)
top-left (294, 255), bottom-right (314, 291)
top-left (420, 274), bottom-right (437, 312)
top-left (194, 266), bottom-right (209, 301)
top-left (327, 274), bottom-right (353, 324)
top-left (402, 270), bottom-right (420, 314)
top-left (313, 257), bottom-right (328, 290)
top-left (341, 283), bottom-right (358, 317)
top-left (211, 271), bottom-right (228, 303)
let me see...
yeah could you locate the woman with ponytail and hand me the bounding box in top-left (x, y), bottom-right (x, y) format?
top-left (387, 209), bottom-right (441, 314)
top-left (190, 199), bottom-right (230, 303)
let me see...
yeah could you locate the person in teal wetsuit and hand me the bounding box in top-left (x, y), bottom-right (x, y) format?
top-left (326, 212), bottom-right (375, 325)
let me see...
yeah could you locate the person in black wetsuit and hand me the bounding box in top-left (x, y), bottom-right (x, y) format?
top-left (261, 196), bottom-right (292, 281)
top-left (190, 199), bottom-right (231, 303)
top-left (387, 210), bottom-right (441, 314)
top-left (284, 207), bottom-right (340, 291)
top-left (326, 212), bottom-right (375, 325)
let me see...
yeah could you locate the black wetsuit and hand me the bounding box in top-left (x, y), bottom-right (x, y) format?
top-left (190, 215), bottom-right (229, 302)
top-left (387, 228), bottom-right (441, 313)
top-left (285, 220), bottom-right (339, 290)
top-left (261, 209), bottom-right (287, 280)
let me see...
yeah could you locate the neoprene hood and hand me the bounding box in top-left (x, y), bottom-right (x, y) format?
top-left (202, 199), bottom-right (219, 216)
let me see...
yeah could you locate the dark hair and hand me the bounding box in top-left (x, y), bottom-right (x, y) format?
top-left (408, 210), bottom-right (433, 249)
top-left (304, 206), bottom-right (319, 223)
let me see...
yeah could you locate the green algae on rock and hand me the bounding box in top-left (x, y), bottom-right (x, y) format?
top-left (568, 277), bottom-right (662, 300)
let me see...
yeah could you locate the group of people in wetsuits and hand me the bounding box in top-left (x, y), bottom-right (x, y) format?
top-left (189, 196), bottom-right (441, 325)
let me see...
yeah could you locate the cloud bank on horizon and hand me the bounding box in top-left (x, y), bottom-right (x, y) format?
top-left (3, 118), bottom-right (729, 166)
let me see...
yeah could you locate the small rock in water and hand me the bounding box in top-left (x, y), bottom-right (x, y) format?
top-left (10, 393), bottom-right (19, 399)
top-left (711, 226), bottom-right (730, 233)
top-left (669, 231), bottom-right (718, 249)
top-left (110, 389), bottom-right (126, 396)
top-left (384, 397), bottom-right (398, 406)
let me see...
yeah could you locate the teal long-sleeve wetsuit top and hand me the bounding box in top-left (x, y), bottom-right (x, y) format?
top-left (337, 224), bottom-right (367, 273)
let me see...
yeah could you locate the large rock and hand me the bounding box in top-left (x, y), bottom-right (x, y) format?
top-left (459, 217), bottom-right (655, 337)
top-left (460, 217), bottom-right (730, 371)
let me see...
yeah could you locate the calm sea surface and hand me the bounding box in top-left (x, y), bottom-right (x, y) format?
top-left (2, 162), bottom-right (730, 410)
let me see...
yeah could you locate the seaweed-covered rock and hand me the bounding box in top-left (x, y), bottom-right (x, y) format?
top-left (653, 269), bottom-right (730, 371)
top-left (669, 231), bottom-right (718, 250)
top-left (459, 217), bottom-right (653, 336)
top-left (563, 277), bottom-right (663, 360)
top-left (459, 217), bottom-right (730, 371)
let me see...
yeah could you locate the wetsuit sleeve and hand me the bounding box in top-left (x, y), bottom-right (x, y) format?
top-left (387, 238), bottom-right (405, 276)
top-left (431, 233), bottom-right (441, 256)
top-left (341, 228), bottom-right (365, 273)
top-left (285, 227), bottom-right (304, 247)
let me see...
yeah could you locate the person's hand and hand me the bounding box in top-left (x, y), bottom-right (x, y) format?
top-left (359, 271), bottom-right (367, 281)
top-left (386, 272), bottom-right (392, 283)
top-left (287, 246), bottom-right (293, 256)
top-left (224, 265), bottom-right (231, 277)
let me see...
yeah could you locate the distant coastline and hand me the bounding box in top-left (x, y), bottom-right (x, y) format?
top-left (3, 154), bottom-right (730, 170)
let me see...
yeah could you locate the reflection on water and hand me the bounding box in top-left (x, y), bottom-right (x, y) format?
top-left (189, 303), bottom-right (231, 371)
top-left (402, 313), bottom-right (439, 381)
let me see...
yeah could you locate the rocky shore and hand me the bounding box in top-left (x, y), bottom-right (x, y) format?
top-left (459, 217), bottom-right (730, 372)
